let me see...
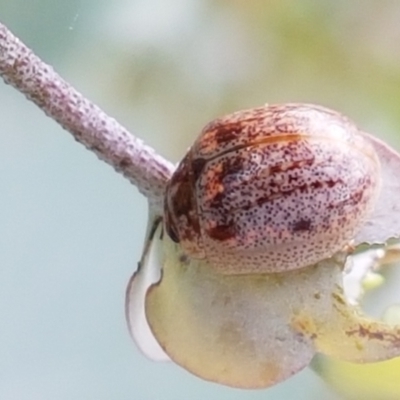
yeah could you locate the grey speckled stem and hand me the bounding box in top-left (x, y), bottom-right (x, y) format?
top-left (0, 22), bottom-right (174, 211)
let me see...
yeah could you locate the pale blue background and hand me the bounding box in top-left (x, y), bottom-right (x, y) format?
top-left (1, 1), bottom-right (400, 399)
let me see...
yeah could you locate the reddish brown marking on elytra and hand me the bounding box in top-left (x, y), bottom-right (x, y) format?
top-left (209, 191), bottom-right (226, 210)
top-left (213, 123), bottom-right (242, 145)
top-left (275, 120), bottom-right (295, 133)
top-left (297, 184), bottom-right (309, 194)
top-left (220, 156), bottom-right (245, 180)
top-left (207, 222), bottom-right (236, 241)
top-left (348, 190), bottom-right (364, 206)
top-left (288, 175), bottom-right (299, 184)
top-left (255, 195), bottom-right (272, 207)
top-left (254, 184), bottom-right (309, 207)
top-left (311, 181), bottom-right (323, 190)
top-left (292, 219), bottom-right (312, 232)
top-left (269, 164), bottom-right (281, 175)
top-left (165, 178), bottom-right (196, 242)
top-left (327, 179), bottom-right (337, 188)
top-left (327, 191), bottom-right (366, 212)
top-left (165, 157), bottom-right (201, 242)
top-left (251, 175), bottom-right (345, 208)
top-left (170, 180), bottom-right (192, 218)
top-left (203, 156), bottom-right (246, 210)
top-left (191, 157), bottom-right (207, 182)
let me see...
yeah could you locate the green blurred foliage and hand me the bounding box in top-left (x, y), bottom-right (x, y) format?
top-left (1, 1), bottom-right (400, 399)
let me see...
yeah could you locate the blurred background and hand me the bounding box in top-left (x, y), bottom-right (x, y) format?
top-left (1, 1), bottom-right (400, 399)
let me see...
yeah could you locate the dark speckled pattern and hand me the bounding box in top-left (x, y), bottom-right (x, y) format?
top-left (164, 104), bottom-right (381, 274)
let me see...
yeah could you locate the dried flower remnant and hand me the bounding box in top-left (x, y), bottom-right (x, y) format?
top-left (312, 245), bottom-right (400, 400)
top-left (126, 104), bottom-right (400, 389)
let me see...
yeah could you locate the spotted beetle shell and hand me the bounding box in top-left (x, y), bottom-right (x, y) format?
top-left (164, 103), bottom-right (381, 274)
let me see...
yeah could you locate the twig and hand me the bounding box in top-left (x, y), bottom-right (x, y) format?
top-left (0, 22), bottom-right (174, 210)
